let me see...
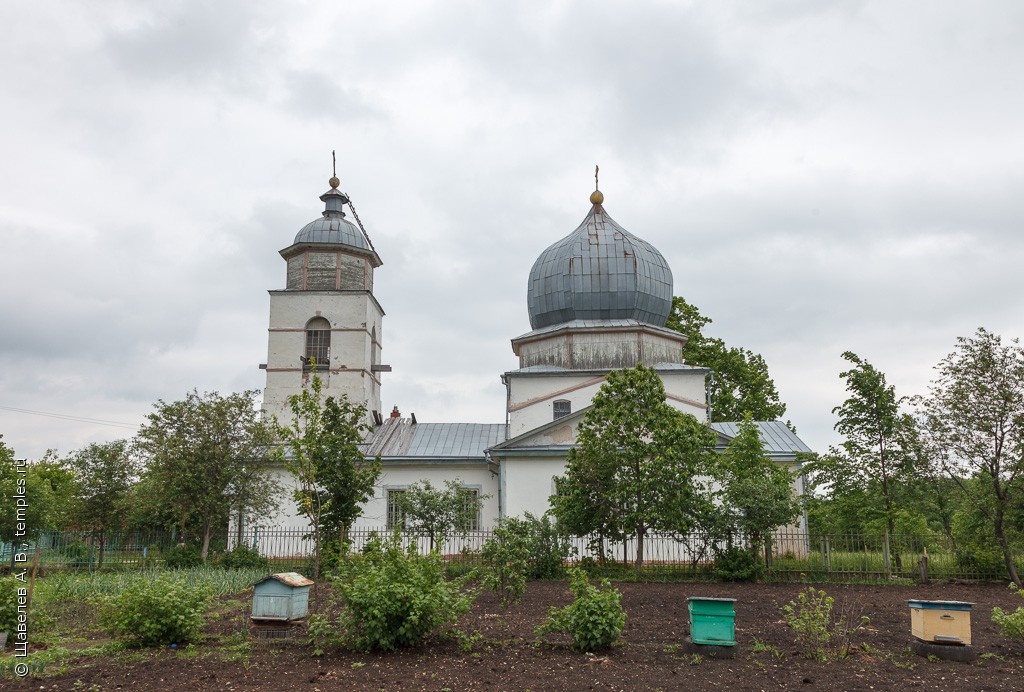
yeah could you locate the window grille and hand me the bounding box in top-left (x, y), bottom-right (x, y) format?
top-left (305, 317), bottom-right (331, 369)
top-left (553, 399), bottom-right (571, 420)
top-left (460, 489), bottom-right (480, 531)
top-left (386, 490), bottom-right (406, 530)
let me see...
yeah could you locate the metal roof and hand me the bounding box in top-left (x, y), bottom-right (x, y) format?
top-left (291, 186), bottom-right (373, 252)
top-left (711, 420), bottom-right (813, 454)
top-left (511, 318), bottom-right (687, 343)
top-left (363, 418), bottom-right (506, 459)
top-left (527, 204), bottom-right (673, 330)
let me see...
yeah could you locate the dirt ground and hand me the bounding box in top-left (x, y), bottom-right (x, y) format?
top-left (5, 580), bottom-right (1024, 691)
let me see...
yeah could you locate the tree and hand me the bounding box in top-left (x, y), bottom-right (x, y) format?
top-left (804, 352), bottom-right (920, 570)
top-left (717, 413), bottom-right (800, 561)
top-left (135, 389), bottom-right (281, 561)
top-left (918, 328), bottom-right (1024, 587)
top-left (396, 479), bottom-right (486, 551)
top-left (275, 374), bottom-right (381, 580)
top-left (64, 440), bottom-right (138, 567)
top-left (551, 364), bottom-right (717, 571)
top-left (665, 296), bottom-right (786, 422)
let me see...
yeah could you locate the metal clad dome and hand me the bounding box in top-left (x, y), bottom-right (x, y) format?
top-left (294, 215), bottom-right (369, 250)
top-left (527, 203), bottom-right (673, 330)
top-left (292, 185), bottom-right (370, 252)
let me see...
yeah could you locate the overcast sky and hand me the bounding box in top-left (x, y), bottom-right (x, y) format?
top-left (2, 1), bottom-right (1022, 460)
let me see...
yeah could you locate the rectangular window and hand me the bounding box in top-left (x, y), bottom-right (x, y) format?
top-left (460, 489), bottom-right (480, 531)
top-left (553, 400), bottom-right (571, 420)
top-left (305, 330), bottom-right (330, 369)
top-left (386, 489), bottom-right (406, 530)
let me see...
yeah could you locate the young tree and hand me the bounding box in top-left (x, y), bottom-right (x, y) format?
top-left (135, 389), bottom-right (281, 561)
top-left (551, 364), bottom-right (717, 571)
top-left (918, 328), bottom-right (1024, 587)
top-left (396, 479), bottom-right (486, 551)
top-left (804, 352), bottom-right (920, 570)
top-left (64, 440), bottom-right (138, 567)
top-left (0, 439), bottom-right (68, 565)
top-left (275, 374), bottom-right (381, 580)
top-left (665, 296), bottom-right (787, 422)
top-left (717, 414), bottom-right (800, 560)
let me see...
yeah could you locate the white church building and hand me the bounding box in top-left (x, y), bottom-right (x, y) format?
top-left (256, 173), bottom-right (811, 534)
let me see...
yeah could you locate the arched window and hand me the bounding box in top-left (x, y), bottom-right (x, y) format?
top-left (553, 399), bottom-right (571, 420)
top-left (304, 317), bottom-right (331, 370)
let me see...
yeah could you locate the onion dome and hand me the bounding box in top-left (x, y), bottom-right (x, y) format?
top-left (527, 190), bottom-right (673, 330)
top-left (293, 178), bottom-right (371, 251)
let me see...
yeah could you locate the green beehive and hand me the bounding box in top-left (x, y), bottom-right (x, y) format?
top-left (687, 597), bottom-right (737, 647)
top-left (251, 572), bottom-right (314, 622)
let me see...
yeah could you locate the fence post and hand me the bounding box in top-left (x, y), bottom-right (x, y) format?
top-left (882, 531), bottom-right (891, 577)
top-left (918, 546), bottom-right (929, 584)
top-left (824, 537), bottom-right (832, 575)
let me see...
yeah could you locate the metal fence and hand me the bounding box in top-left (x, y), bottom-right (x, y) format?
top-left (1, 527), bottom-right (1017, 583)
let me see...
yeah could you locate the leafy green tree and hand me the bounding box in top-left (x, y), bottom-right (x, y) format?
top-left (804, 352), bottom-right (921, 570)
top-left (665, 296), bottom-right (786, 422)
top-left (717, 413), bottom-right (800, 561)
top-left (396, 479), bottom-right (486, 551)
top-left (135, 389), bottom-right (281, 561)
top-left (918, 328), bottom-right (1024, 587)
top-left (551, 364), bottom-right (717, 571)
top-left (0, 439), bottom-right (65, 557)
top-left (63, 440), bottom-right (138, 567)
top-left (275, 374), bottom-right (381, 580)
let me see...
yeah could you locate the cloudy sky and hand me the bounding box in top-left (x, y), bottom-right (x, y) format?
top-left (2, 1), bottom-right (1022, 460)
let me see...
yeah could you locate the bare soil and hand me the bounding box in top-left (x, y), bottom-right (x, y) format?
top-left (5, 580), bottom-right (1024, 691)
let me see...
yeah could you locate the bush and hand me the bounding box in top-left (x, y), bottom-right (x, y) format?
top-left (98, 574), bottom-right (212, 646)
top-left (0, 577), bottom-right (20, 636)
top-left (481, 518), bottom-right (532, 606)
top-left (524, 513), bottom-right (576, 579)
top-left (713, 545), bottom-right (763, 582)
top-left (331, 534), bottom-right (475, 651)
top-left (535, 568), bottom-right (626, 651)
top-left (781, 586), bottom-right (834, 661)
top-left (220, 545), bottom-right (269, 571)
top-left (164, 544), bottom-right (202, 569)
top-left (993, 583), bottom-right (1024, 643)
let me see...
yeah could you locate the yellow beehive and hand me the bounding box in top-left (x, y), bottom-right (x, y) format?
top-left (908, 600), bottom-right (973, 645)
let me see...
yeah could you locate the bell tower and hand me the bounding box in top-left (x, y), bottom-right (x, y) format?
top-left (262, 169), bottom-right (388, 425)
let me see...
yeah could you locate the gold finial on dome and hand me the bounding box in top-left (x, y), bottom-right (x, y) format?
top-left (329, 150), bottom-right (340, 189)
top-left (590, 164), bottom-right (604, 205)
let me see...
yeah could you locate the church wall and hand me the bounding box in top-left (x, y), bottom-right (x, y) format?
top-left (363, 464), bottom-right (500, 528)
top-left (501, 456), bottom-right (566, 519)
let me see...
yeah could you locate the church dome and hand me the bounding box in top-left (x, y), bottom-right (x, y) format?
top-left (292, 184), bottom-right (370, 252)
top-left (527, 195), bottom-right (673, 330)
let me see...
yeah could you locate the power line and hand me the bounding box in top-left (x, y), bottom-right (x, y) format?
top-left (0, 405), bottom-right (140, 430)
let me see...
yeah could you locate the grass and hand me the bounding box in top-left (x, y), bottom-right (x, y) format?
top-left (35, 566), bottom-right (268, 604)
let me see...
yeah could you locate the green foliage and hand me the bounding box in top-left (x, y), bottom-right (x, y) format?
top-left (918, 328), bottom-right (1024, 586)
top-left (0, 576), bottom-right (20, 635)
top-left (307, 612), bottom-right (339, 657)
top-left (396, 479), bottom-right (486, 551)
top-left (0, 440), bottom-right (70, 543)
top-left (64, 440), bottom-right (137, 533)
top-left (712, 545), bottom-right (763, 582)
top-left (535, 568), bottom-right (626, 652)
top-left (330, 534), bottom-right (474, 652)
top-left (551, 364), bottom-right (717, 571)
top-left (37, 566), bottom-right (266, 604)
top-left (219, 545), bottom-right (268, 571)
top-left (135, 389), bottom-right (281, 560)
top-left (98, 575), bottom-right (212, 646)
top-left (665, 296), bottom-right (787, 422)
top-left (275, 374), bottom-right (381, 579)
top-left (164, 545), bottom-right (202, 569)
top-left (780, 587), bottom-right (834, 661)
top-left (716, 413), bottom-right (800, 556)
top-left (480, 517), bottom-right (533, 606)
top-left (993, 583), bottom-right (1024, 643)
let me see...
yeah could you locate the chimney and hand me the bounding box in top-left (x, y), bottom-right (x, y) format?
top-left (390, 405), bottom-right (401, 419)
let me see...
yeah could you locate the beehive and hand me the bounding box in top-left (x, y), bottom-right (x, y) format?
top-left (908, 600), bottom-right (973, 645)
top-left (251, 572), bottom-right (314, 622)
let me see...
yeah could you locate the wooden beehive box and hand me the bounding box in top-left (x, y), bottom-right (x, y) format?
top-left (251, 572), bottom-right (314, 622)
top-left (908, 600), bottom-right (973, 645)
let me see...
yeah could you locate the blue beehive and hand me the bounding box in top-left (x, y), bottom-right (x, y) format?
top-left (251, 572), bottom-right (314, 622)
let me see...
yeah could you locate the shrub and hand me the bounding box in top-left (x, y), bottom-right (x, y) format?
top-left (993, 583), bottom-right (1024, 643)
top-left (524, 513), bottom-right (576, 579)
top-left (0, 577), bottom-right (20, 636)
top-left (481, 518), bottom-right (532, 606)
top-left (164, 544), bottom-right (202, 569)
top-left (535, 568), bottom-right (626, 651)
top-left (781, 586), bottom-right (834, 661)
top-left (331, 534), bottom-right (475, 651)
top-left (220, 545), bottom-right (269, 571)
top-left (713, 545), bottom-right (763, 582)
top-left (98, 574), bottom-right (212, 646)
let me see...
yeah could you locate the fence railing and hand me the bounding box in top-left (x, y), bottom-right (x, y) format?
top-left (1, 527), bottom-right (1017, 583)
